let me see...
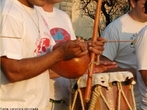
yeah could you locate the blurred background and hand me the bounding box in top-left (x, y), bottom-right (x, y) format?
top-left (55, 0), bottom-right (130, 40)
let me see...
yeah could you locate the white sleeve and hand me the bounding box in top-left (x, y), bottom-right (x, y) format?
top-left (102, 24), bottom-right (119, 61)
top-left (1, 14), bottom-right (23, 59)
top-left (135, 26), bottom-right (147, 70)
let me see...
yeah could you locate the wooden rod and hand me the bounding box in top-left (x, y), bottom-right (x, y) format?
top-left (104, 40), bottom-right (137, 43)
top-left (85, 40), bottom-right (137, 43)
top-left (84, 0), bottom-right (103, 102)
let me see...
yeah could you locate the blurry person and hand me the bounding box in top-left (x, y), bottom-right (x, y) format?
top-left (101, 0), bottom-right (147, 109)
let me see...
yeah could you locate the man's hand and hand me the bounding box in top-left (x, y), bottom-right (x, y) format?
top-left (87, 37), bottom-right (105, 55)
top-left (93, 61), bottom-right (117, 73)
top-left (53, 39), bottom-right (88, 60)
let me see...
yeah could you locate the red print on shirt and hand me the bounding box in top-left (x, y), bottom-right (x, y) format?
top-left (34, 37), bottom-right (50, 55)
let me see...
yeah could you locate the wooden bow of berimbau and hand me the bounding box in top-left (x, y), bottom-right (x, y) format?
top-left (85, 0), bottom-right (103, 102)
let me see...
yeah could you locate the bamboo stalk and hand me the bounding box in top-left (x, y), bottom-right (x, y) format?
top-left (84, 0), bottom-right (103, 102)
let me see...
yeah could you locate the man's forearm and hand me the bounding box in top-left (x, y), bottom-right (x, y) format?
top-left (1, 49), bottom-right (64, 82)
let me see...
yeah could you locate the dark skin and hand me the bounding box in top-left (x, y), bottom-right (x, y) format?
top-left (1, 39), bottom-right (89, 82)
top-left (1, 0), bottom-right (115, 83)
top-left (140, 70), bottom-right (147, 86)
top-left (50, 61), bottom-right (117, 78)
top-left (1, 0), bottom-right (106, 82)
top-left (49, 38), bottom-right (117, 78)
top-left (18, 0), bottom-right (46, 7)
top-left (100, 56), bottom-right (136, 79)
top-left (42, 0), bottom-right (117, 79)
top-left (1, 37), bottom-right (106, 82)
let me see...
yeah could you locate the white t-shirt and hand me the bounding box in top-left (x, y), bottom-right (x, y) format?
top-left (0, 0), bottom-right (55, 109)
top-left (43, 7), bottom-right (76, 100)
top-left (102, 13), bottom-right (147, 109)
top-left (135, 25), bottom-right (147, 110)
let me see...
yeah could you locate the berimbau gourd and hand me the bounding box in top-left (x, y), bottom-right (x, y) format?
top-left (50, 41), bottom-right (90, 79)
top-left (50, 0), bottom-right (103, 103)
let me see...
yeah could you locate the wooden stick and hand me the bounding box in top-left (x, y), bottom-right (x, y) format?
top-left (85, 40), bottom-right (137, 43)
top-left (84, 0), bottom-right (103, 102)
top-left (103, 40), bottom-right (137, 43)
